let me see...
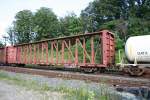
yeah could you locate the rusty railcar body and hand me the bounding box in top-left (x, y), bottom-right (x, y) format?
top-left (0, 30), bottom-right (115, 72)
top-left (0, 48), bottom-right (6, 64)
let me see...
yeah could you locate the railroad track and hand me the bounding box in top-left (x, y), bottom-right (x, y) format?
top-left (6, 64), bottom-right (150, 78)
top-left (0, 66), bottom-right (150, 87)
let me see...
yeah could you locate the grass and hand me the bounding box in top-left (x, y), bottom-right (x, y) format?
top-left (0, 71), bottom-right (121, 100)
top-left (115, 49), bottom-right (125, 63)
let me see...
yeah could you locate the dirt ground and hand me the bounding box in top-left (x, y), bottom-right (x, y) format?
top-left (0, 80), bottom-right (64, 100)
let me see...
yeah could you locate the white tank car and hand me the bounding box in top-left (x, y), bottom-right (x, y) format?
top-left (125, 35), bottom-right (150, 63)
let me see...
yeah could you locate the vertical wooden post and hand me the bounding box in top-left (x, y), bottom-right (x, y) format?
top-left (38, 44), bottom-right (40, 64)
top-left (30, 45), bottom-right (33, 64)
top-left (42, 43), bottom-right (44, 64)
top-left (24, 46), bottom-right (27, 64)
top-left (46, 42), bottom-right (49, 65)
top-left (101, 31), bottom-right (107, 66)
top-left (20, 46), bottom-right (22, 63)
top-left (61, 40), bottom-right (64, 64)
top-left (91, 36), bottom-right (95, 64)
top-left (108, 34), bottom-right (111, 64)
top-left (68, 40), bottom-right (71, 64)
top-left (56, 41), bottom-right (58, 64)
top-left (83, 38), bottom-right (86, 65)
top-left (75, 38), bottom-right (78, 65)
top-left (50, 42), bottom-right (53, 64)
top-left (17, 47), bottom-right (20, 63)
top-left (26, 45), bottom-right (29, 64)
top-left (34, 44), bottom-right (37, 64)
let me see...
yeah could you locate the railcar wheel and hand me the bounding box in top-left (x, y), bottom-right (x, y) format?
top-left (81, 68), bottom-right (97, 73)
top-left (128, 66), bottom-right (145, 76)
top-left (98, 68), bottom-right (106, 73)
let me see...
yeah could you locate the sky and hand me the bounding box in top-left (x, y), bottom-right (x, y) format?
top-left (0, 0), bottom-right (93, 42)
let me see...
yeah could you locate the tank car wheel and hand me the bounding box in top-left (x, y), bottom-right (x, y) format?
top-left (128, 67), bottom-right (145, 76)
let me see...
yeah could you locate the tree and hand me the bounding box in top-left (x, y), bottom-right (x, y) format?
top-left (0, 41), bottom-right (4, 47)
top-left (13, 10), bottom-right (34, 44)
top-left (7, 27), bottom-right (16, 45)
top-left (81, 0), bottom-right (150, 39)
top-left (80, 0), bottom-right (149, 51)
top-left (128, 0), bottom-right (150, 19)
top-left (59, 13), bottom-right (83, 36)
top-left (81, 0), bottom-right (127, 32)
top-left (81, 2), bottom-right (99, 32)
top-left (127, 17), bottom-right (150, 36)
top-left (33, 7), bottom-right (59, 40)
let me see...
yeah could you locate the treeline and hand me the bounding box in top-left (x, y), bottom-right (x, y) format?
top-left (7, 0), bottom-right (150, 50)
top-left (7, 7), bottom-right (84, 45)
